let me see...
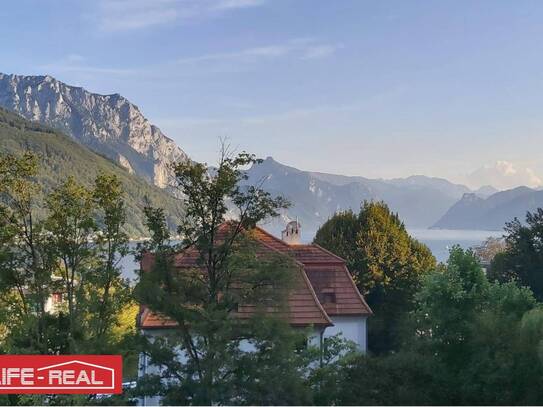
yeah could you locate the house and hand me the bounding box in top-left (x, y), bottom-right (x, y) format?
top-left (137, 221), bottom-right (371, 403)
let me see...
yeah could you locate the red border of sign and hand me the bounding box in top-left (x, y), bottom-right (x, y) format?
top-left (0, 355), bottom-right (122, 394)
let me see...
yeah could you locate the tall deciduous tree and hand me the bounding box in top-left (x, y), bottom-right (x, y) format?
top-left (41, 174), bottom-right (134, 358)
top-left (314, 201), bottom-right (436, 353)
top-left (489, 208), bottom-right (543, 300)
top-left (44, 176), bottom-right (97, 351)
top-left (0, 153), bottom-right (137, 404)
top-left (0, 152), bottom-right (58, 353)
top-left (134, 147), bottom-right (318, 405)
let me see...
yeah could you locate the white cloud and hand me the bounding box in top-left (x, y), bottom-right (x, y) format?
top-left (211, 0), bottom-right (266, 11)
top-left (174, 39), bottom-right (340, 66)
top-left (37, 37), bottom-right (339, 85)
top-left (96, 0), bottom-right (266, 32)
top-left (466, 160), bottom-right (543, 190)
top-left (154, 102), bottom-right (367, 132)
top-left (302, 45), bottom-right (339, 60)
top-left (64, 54), bottom-right (86, 63)
top-left (39, 55), bottom-right (137, 77)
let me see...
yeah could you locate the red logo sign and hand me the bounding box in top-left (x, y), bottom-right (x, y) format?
top-left (0, 355), bottom-right (122, 394)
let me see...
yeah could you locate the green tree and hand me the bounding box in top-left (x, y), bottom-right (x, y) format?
top-left (0, 152), bottom-right (58, 353)
top-left (0, 153), bottom-right (136, 404)
top-left (134, 148), bottom-right (319, 405)
top-left (38, 174), bottom-right (133, 355)
top-left (39, 174), bottom-right (136, 387)
top-left (43, 176), bottom-right (97, 352)
top-left (413, 247), bottom-right (493, 369)
top-left (314, 202), bottom-right (436, 353)
top-left (316, 351), bottom-right (448, 406)
top-left (322, 247), bottom-right (543, 405)
top-left (488, 208), bottom-right (543, 300)
top-left (88, 174), bottom-right (132, 353)
top-left (411, 246), bottom-right (543, 405)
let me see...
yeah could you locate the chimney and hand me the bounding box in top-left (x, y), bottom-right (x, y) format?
top-left (282, 220), bottom-right (301, 245)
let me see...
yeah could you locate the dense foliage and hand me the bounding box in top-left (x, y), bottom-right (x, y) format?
top-left (312, 247), bottom-right (543, 405)
top-left (314, 202), bottom-right (436, 353)
top-left (0, 107), bottom-right (182, 236)
top-left (489, 208), bottom-right (543, 300)
top-left (0, 153), bottom-right (138, 405)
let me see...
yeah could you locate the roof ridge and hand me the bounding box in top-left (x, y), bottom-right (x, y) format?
top-left (252, 232), bottom-right (303, 267)
top-left (254, 225), bottom-right (292, 249)
top-left (341, 263), bottom-right (373, 315)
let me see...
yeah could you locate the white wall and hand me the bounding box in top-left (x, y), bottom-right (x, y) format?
top-left (138, 330), bottom-right (183, 406)
top-left (324, 315), bottom-right (367, 352)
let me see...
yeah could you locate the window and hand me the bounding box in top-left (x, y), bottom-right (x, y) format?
top-left (320, 288), bottom-right (336, 304)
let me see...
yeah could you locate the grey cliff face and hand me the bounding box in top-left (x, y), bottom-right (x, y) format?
top-left (0, 73), bottom-right (188, 188)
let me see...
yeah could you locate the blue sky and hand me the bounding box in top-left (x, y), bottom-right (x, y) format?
top-left (2, 0), bottom-right (543, 188)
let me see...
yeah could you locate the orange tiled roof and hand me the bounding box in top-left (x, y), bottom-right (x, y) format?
top-left (137, 306), bottom-right (178, 329)
top-left (138, 224), bottom-right (371, 330)
top-left (138, 227), bottom-right (332, 329)
top-left (252, 228), bottom-right (372, 317)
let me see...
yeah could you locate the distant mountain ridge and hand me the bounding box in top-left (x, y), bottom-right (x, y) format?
top-left (474, 185), bottom-right (500, 198)
top-left (433, 186), bottom-right (543, 230)
top-left (0, 73), bottom-right (188, 188)
top-left (246, 157), bottom-right (472, 236)
top-left (308, 171), bottom-right (470, 198)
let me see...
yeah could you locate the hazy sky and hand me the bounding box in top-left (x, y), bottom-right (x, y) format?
top-left (2, 0), bottom-right (543, 188)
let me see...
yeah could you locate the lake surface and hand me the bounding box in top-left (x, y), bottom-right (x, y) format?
top-left (120, 229), bottom-right (504, 282)
top-left (408, 228), bottom-right (503, 263)
top-left (119, 244), bottom-right (142, 283)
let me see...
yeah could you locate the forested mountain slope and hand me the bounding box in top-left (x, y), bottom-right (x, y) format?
top-left (0, 107), bottom-right (183, 236)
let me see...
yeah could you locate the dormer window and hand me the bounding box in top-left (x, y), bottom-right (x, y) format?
top-left (321, 288), bottom-right (336, 304)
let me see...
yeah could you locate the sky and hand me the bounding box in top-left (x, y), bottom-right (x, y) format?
top-left (1, 0), bottom-right (543, 189)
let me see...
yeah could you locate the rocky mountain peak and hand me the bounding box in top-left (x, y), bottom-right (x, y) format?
top-left (0, 73), bottom-right (189, 188)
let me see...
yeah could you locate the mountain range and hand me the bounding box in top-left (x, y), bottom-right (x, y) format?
top-left (0, 72), bottom-right (540, 237)
top-left (433, 187), bottom-right (543, 230)
top-left (0, 73), bottom-right (188, 189)
top-left (244, 157), bottom-right (472, 236)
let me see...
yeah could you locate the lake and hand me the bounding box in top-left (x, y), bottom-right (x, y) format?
top-left (120, 229), bottom-right (504, 281)
top-left (408, 228), bottom-right (503, 263)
